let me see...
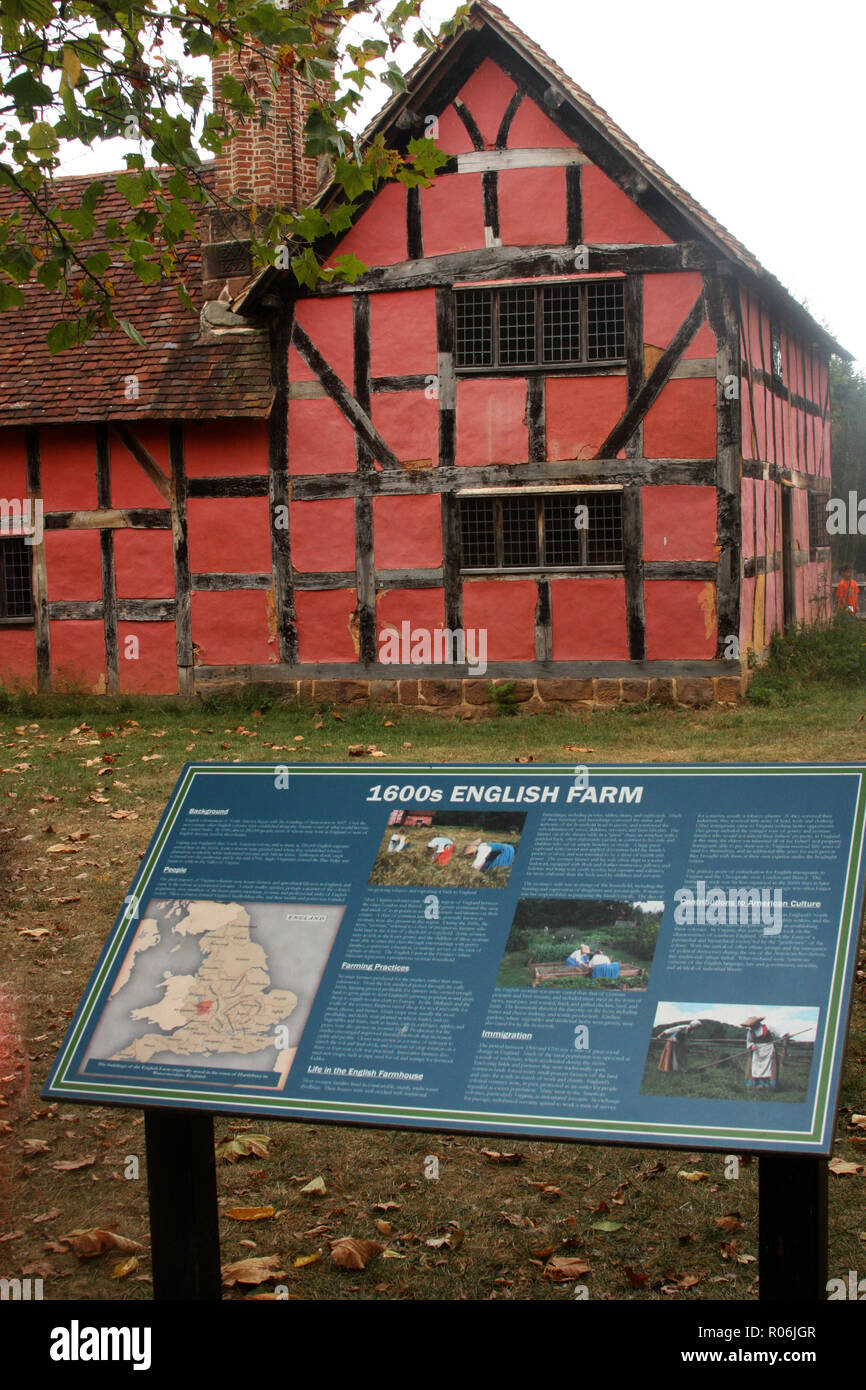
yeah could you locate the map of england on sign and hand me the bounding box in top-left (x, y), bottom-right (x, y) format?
top-left (83, 899), bottom-right (343, 1086)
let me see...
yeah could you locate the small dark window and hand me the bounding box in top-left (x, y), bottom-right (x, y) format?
top-left (807, 491), bottom-right (827, 558)
top-left (455, 280), bottom-right (625, 370)
top-left (771, 325), bottom-right (784, 382)
top-left (1, 537), bottom-right (34, 622)
top-left (459, 491), bottom-right (623, 571)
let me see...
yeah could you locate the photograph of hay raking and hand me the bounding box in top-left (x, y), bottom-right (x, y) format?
top-left (640, 1003), bottom-right (819, 1103)
top-left (496, 898), bottom-right (662, 990)
top-left (367, 809), bottom-right (525, 888)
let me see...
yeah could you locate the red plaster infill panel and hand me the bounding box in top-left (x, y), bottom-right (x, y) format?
top-left (433, 103), bottom-right (477, 155)
top-left (184, 420), bottom-right (269, 478)
top-left (498, 167), bottom-right (567, 246)
top-left (376, 588), bottom-right (446, 659)
top-left (0, 429), bottom-right (27, 499)
top-left (190, 590), bottom-right (275, 666)
top-left (453, 56), bottom-right (518, 147)
top-left (288, 398), bottom-right (357, 474)
top-left (643, 273), bottom-right (717, 359)
top-left (550, 577), bottom-right (629, 659)
top-left (325, 181), bottom-right (408, 270)
top-left (370, 290), bottom-right (437, 378)
top-left (546, 376), bottom-right (626, 461)
top-left (373, 495), bottom-right (443, 569)
top-left (114, 530), bottom-right (175, 599)
top-left (643, 378), bottom-right (716, 460)
top-left (740, 479), bottom-right (755, 561)
top-left (290, 298), bottom-right (355, 387)
top-left (49, 620), bottom-right (106, 688)
top-left (290, 499), bottom-right (356, 572)
top-left (371, 391), bottom-right (439, 466)
top-left (295, 588), bottom-right (358, 663)
top-left (109, 434), bottom-right (170, 508)
top-left (456, 377), bottom-right (528, 466)
top-left (740, 575), bottom-right (755, 650)
top-left (420, 173), bottom-right (486, 257)
top-left (187, 498), bottom-right (272, 574)
top-left (44, 530), bottom-right (102, 600)
top-left (507, 96), bottom-right (574, 149)
top-left (644, 580), bottom-right (716, 660)
top-left (461, 578), bottom-right (536, 660)
top-left (0, 628), bottom-right (36, 687)
top-left (118, 622), bottom-right (178, 694)
top-left (642, 486), bottom-right (718, 562)
top-left (40, 427), bottom-right (98, 510)
top-left (582, 165), bottom-right (672, 245)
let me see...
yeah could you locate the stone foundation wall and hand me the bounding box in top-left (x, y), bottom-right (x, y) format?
top-left (227, 673), bottom-right (748, 715)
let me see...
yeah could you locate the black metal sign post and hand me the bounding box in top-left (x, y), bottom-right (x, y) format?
top-left (145, 1109), bottom-right (223, 1301)
top-left (758, 1153), bottom-right (828, 1300)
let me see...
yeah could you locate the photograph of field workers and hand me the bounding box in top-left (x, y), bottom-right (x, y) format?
top-left (496, 898), bottom-right (663, 990)
top-left (367, 808), bottom-right (525, 888)
top-left (640, 1002), bottom-right (819, 1102)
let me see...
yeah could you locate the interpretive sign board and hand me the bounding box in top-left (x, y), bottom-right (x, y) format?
top-left (45, 762), bottom-right (866, 1155)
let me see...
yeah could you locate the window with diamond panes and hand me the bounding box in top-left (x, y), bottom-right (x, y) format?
top-left (455, 281), bottom-right (624, 369)
top-left (459, 492), bottom-right (623, 571)
top-left (0, 538), bottom-right (34, 621)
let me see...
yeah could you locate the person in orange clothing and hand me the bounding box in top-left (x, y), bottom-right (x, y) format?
top-left (836, 565), bottom-right (859, 616)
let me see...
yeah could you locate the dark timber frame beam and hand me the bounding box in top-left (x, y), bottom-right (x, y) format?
top-left (24, 426), bottom-right (50, 691)
top-left (704, 271), bottom-right (742, 656)
top-left (290, 458), bottom-right (716, 501)
top-left (291, 321), bottom-right (401, 470)
top-left (112, 423), bottom-right (171, 502)
top-left (595, 290), bottom-right (706, 458)
top-left (169, 421), bottom-right (194, 695)
top-left (353, 293), bottom-right (377, 664)
top-left (269, 310), bottom-right (297, 663)
top-left (95, 423), bottom-right (119, 694)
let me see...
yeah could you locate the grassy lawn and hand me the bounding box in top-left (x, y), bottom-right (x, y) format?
top-left (0, 679), bottom-right (864, 1301)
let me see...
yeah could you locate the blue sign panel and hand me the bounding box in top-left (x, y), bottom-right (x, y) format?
top-left (44, 762), bottom-right (866, 1154)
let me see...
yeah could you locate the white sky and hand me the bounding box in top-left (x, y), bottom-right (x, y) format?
top-left (653, 1002), bottom-right (819, 1038)
top-left (57, 0), bottom-right (865, 367)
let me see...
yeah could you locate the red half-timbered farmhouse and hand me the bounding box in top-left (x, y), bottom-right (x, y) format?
top-left (0, 2), bottom-right (848, 709)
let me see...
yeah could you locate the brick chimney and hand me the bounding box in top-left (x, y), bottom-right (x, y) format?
top-left (203, 45), bottom-right (331, 300)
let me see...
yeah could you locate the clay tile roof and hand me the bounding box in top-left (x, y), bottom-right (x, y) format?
top-left (0, 166), bottom-right (274, 426)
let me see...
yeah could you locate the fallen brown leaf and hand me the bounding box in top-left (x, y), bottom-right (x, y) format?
top-left (221, 1255), bottom-right (286, 1287)
top-left (329, 1237), bottom-right (383, 1270)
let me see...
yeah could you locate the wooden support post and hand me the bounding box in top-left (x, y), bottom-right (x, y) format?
top-left (353, 294), bottom-right (377, 665)
top-left (95, 424), bottom-right (119, 694)
top-left (144, 1110), bottom-right (222, 1301)
top-left (169, 422), bottom-right (194, 695)
top-left (705, 272), bottom-right (742, 656)
top-left (24, 426), bottom-right (50, 692)
top-left (624, 272), bottom-right (644, 461)
top-left (269, 310), bottom-right (297, 663)
top-left (622, 484), bottom-right (646, 661)
top-left (759, 1153), bottom-right (827, 1300)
